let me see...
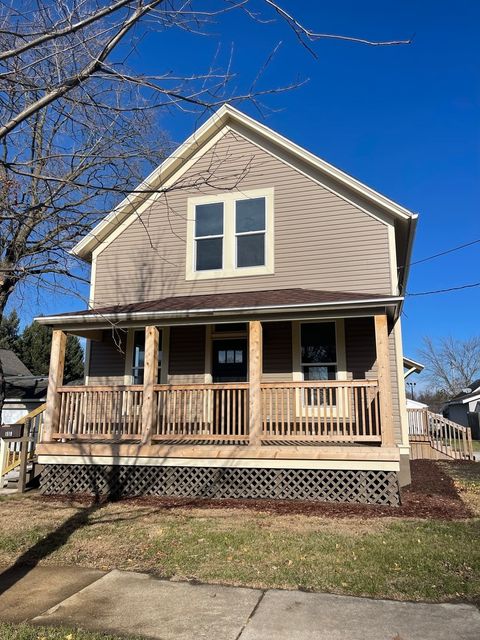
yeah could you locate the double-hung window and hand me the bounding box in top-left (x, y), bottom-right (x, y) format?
top-left (187, 189), bottom-right (273, 280)
top-left (132, 329), bottom-right (163, 384)
top-left (235, 197), bottom-right (266, 268)
top-left (301, 322), bottom-right (337, 404)
top-left (194, 203), bottom-right (224, 271)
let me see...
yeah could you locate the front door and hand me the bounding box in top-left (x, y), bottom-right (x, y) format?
top-left (212, 339), bottom-right (247, 382)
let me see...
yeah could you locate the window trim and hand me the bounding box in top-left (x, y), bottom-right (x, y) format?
top-left (124, 327), bottom-right (170, 385)
top-left (186, 188), bottom-right (274, 280)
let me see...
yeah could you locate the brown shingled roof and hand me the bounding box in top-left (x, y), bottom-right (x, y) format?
top-left (50, 288), bottom-right (400, 319)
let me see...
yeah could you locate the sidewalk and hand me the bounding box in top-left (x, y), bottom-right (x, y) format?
top-left (1, 565), bottom-right (479, 640)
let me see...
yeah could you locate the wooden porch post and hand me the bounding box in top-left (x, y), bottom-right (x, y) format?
top-left (374, 314), bottom-right (395, 447)
top-left (43, 330), bottom-right (67, 442)
top-left (248, 320), bottom-right (263, 446)
top-left (141, 325), bottom-right (159, 444)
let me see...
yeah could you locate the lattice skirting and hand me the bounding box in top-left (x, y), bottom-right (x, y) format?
top-left (39, 464), bottom-right (400, 505)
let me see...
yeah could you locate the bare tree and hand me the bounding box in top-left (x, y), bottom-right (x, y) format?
top-left (0, 1), bottom-right (411, 140)
top-left (419, 336), bottom-right (480, 397)
top-left (0, 1), bottom-right (410, 409)
top-left (0, 32), bottom-right (172, 406)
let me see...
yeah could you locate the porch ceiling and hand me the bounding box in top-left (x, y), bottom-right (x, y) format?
top-left (35, 288), bottom-right (403, 331)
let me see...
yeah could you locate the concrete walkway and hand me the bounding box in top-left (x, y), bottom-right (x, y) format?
top-left (1, 566), bottom-right (479, 640)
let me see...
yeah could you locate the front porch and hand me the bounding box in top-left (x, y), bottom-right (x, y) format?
top-left (35, 292), bottom-right (406, 504)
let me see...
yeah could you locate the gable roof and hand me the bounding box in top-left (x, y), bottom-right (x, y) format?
top-left (445, 379), bottom-right (480, 405)
top-left (4, 376), bottom-right (47, 401)
top-left (71, 105), bottom-right (418, 273)
top-left (0, 349), bottom-right (32, 377)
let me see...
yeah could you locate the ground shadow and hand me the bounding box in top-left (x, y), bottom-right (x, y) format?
top-left (0, 500), bottom-right (101, 596)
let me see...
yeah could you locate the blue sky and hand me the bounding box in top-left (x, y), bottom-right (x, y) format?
top-left (14, 1), bottom-right (479, 373)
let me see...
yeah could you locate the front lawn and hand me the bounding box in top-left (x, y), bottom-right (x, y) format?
top-left (471, 439), bottom-right (480, 453)
top-left (0, 461), bottom-right (479, 605)
top-left (0, 623), bottom-right (139, 640)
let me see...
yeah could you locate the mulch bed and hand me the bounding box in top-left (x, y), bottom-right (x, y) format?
top-left (41, 460), bottom-right (475, 520)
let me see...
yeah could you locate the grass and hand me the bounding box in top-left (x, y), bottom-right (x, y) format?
top-left (471, 440), bottom-right (480, 453)
top-left (0, 463), bottom-right (479, 604)
top-left (0, 623), bottom-right (140, 639)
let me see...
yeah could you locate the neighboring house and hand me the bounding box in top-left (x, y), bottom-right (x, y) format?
top-left (0, 349), bottom-right (47, 424)
top-left (403, 356), bottom-right (424, 379)
top-left (443, 380), bottom-right (480, 438)
top-left (35, 105), bottom-right (418, 506)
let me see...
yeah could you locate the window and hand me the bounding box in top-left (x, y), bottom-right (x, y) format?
top-left (131, 329), bottom-right (163, 384)
top-left (301, 322), bottom-right (337, 404)
top-left (194, 203), bottom-right (224, 271)
top-left (235, 197), bottom-right (266, 268)
top-left (186, 189), bottom-right (273, 280)
top-left (218, 349), bottom-right (243, 364)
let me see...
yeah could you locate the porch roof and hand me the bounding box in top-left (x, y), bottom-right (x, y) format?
top-left (36, 288), bottom-right (403, 330)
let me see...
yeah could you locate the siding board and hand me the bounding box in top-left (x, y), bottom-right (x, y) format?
top-left (94, 130), bottom-right (392, 306)
top-left (88, 330), bottom-right (127, 385)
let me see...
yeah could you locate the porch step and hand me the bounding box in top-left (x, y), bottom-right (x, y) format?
top-left (2, 464), bottom-right (35, 489)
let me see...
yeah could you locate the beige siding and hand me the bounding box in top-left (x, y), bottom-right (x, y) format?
top-left (93, 130), bottom-right (392, 307)
top-left (168, 325), bottom-right (205, 384)
top-left (262, 321), bottom-right (293, 381)
top-left (345, 317), bottom-right (377, 379)
top-left (88, 329), bottom-right (127, 385)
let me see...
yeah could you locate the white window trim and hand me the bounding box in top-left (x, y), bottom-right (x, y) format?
top-left (186, 188), bottom-right (274, 280)
top-left (123, 327), bottom-right (170, 385)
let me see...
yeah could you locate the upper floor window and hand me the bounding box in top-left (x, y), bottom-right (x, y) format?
top-left (195, 203), bottom-right (224, 271)
top-left (186, 189), bottom-right (274, 280)
top-left (236, 198), bottom-right (266, 268)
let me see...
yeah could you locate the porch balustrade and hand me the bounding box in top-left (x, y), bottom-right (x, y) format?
top-left (52, 380), bottom-right (381, 444)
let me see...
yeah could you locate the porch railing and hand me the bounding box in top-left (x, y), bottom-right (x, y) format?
top-left (407, 408), bottom-right (474, 460)
top-left (261, 380), bottom-right (381, 442)
top-left (52, 380), bottom-right (381, 444)
top-left (55, 386), bottom-right (143, 439)
top-left (153, 383), bottom-right (249, 441)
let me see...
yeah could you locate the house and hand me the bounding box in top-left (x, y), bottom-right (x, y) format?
top-left (0, 349), bottom-right (47, 424)
top-left (443, 381), bottom-right (480, 438)
top-left (403, 356), bottom-right (424, 380)
top-left (35, 105), bottom-right (418, 505)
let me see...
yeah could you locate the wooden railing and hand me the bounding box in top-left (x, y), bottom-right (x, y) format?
top-left (50, 380), bottom-right (383, 445)
top-left (55, 386), bottom-right (143, 439)
top-left (407, 408), bottom-right (474, 460)
top-left (153, 384), bottom-right (249, 441)
top-left (261, 380), bottom-right (381, 442)
top-left (1, 403), bottom-right (46, 491)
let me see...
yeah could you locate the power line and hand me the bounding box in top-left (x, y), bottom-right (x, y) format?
top-left (411, 238), bottom-right (480, 265)
top-left (407, 281), bottom-right (480, 297)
